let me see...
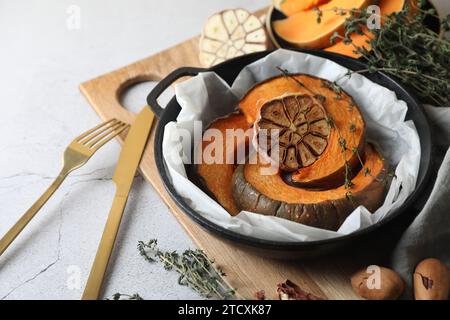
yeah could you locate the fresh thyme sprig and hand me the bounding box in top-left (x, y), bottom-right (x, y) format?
top-left (321, 80), bottom-right (343, 95)
top-left (315, 1), bottom-right (450, 106)
top-left (137, 239), bottom-right (236, 300)
top-left (110, 293), bottom-right (144, 300)
top-left (336, 131), bottom-right (356, 201)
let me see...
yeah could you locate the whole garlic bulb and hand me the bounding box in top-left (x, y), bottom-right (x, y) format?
top-left (199, 8), bottom-right (269, 67)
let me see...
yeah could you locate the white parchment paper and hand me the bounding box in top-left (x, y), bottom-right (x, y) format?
top-left (162, 49), bottom-right (421, 242)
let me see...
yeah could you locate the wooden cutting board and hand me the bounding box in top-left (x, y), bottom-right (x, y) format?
top-left (79, 8), bottom-right (376, 300)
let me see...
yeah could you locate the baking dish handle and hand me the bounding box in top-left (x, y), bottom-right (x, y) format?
top-left (147, 67), bottom-right (207, 118)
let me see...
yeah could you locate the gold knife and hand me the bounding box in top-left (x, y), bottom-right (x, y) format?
top-left (82, 107), bottom-right (154, 300)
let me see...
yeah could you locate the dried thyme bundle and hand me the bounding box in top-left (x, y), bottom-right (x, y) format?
top-left (317, 0), bottom-right (450, 106)
top-left (137, 239), bottom-right (236, 300)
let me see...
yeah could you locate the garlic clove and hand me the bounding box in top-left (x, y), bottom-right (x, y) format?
top-left (200, 38), bottom-right (223, 53)
top-left (235, 8), bottom-right (250, 24)
top-left (246, 29), bottom-right (267, 43)
top-left (203, 14), bottom-right (228, 41)
top-left (223, 10), bottom-right (239, 34)
top-left (231, 25), bottom-right (245, 41)
top-left (242, 43), bottom-right (267, 54)
top-left (242, 15), bottom-right (261, 33)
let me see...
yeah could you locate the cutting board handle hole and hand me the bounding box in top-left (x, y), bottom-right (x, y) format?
top-left (118, 78), bottom-right (174, 115)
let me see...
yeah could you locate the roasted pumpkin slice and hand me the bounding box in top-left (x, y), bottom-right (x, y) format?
top-left (196, 113), bottom-right (251, 215)
top-left (273, 0), bottom-right (374, 49)
top-left (232, 144), bottom-right (389, 231)
top-left (274, 0), bottom-right (332, 17)
top-left (325, 0), bottom-right (411, 58)
top-left (240, 74), bottom-right (365, 188)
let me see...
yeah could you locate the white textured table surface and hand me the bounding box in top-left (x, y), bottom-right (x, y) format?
top-left (0, 0), bottom-right (263, 300)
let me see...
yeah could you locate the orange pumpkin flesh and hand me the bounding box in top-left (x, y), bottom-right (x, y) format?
top-left (239, 74), bottom-right (365, 188)
top-left (325, 0), bottom-right (410, 58)
top-left (196, 113), bottom-right (251, 215)
top-left (274, 0), bottom-right (332, 17)
top-left (232, 144), bottom-right (388, 230)
top-left (325, 32), bottom-right (373, 59)
top-left (273, 0), bottom-right (374, 49)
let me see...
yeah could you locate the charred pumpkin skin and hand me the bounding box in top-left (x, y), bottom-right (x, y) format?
top-left (240, 74), bottom-right (365, 189)
top-left (196, 112), bottom-right (251, 215)
top-left (232, 144), bottom-right (389, 231)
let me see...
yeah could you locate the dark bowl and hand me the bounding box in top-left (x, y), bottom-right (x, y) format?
top-left (147, 50), bottom-right (433, 259)
top-left (265, 6), bottom-right (296, 51)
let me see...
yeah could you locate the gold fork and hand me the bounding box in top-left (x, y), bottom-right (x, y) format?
top-left (0, 119), bottom-right (129, 257)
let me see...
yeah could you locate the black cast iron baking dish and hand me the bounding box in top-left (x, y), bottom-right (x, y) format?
top-left (147, 50), bottom-right (433, 259)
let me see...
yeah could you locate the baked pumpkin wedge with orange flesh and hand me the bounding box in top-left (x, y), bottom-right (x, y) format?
top-left (240, 74), bottom-right (365, 189)
top-left (325, 0), bottom-right (412, 58)
top-left (196, 112), bottom-right (251, 215)
top-left (232, 144), bottom-right (389, 231)
top-left (273, 0), bottom-right (332, 17)
top-left (273, 0), bottom-right (375, 49)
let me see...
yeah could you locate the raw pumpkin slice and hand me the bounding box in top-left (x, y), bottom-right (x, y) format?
top-left (325, 32), bottom-right (373, 59)
top-left (255, 94), bottom-right (331, 172)
top-left (273, 0), bottom-right (332, 17)
top-left (239, 74), bottom-right (365, 188)
top-left (199, 8), bottom-right (269, 67)
top-left (232, 144), bottom-right (389, 231)
top-left (273, 0), bottom-right (374, 49)
top-left (196, 113), bottom-right (251, 215)
top-left (325, 0), bottom-right (411, 58)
